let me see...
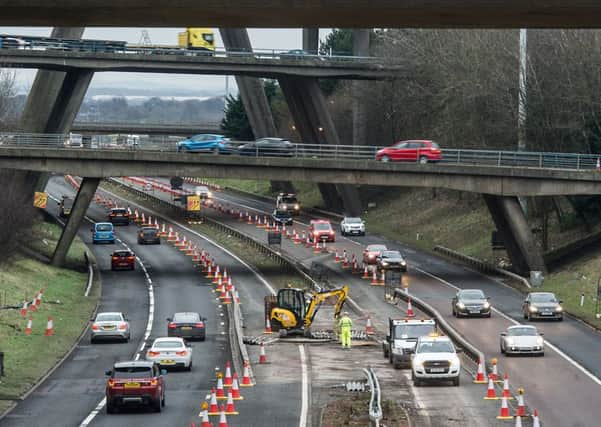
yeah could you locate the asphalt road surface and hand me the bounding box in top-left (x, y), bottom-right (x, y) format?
top-left (149, 177), bottom-right (601, 427)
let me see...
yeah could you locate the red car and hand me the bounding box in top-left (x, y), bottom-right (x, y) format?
top-left (375, 140), bottom-right (442, 164)
top-left (111, 250), bottom-right (135, 271)
top-left (105, 360), bottom-right (165, 413)
top-left (363, 244), bottom-right (388, 265)
top-left (309, 220), bottom-right (335, 243)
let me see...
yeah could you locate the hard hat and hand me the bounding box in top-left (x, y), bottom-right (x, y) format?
top-left (343, 311), bottom-right (349, 316)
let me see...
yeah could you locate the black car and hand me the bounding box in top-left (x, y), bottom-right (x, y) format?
top-left (522, 292), bottom-right (564, 321)
top-left (237, 137), bottom-right (295, 157)
top-left (452, 289), bottom-right (491, 318)
top-left (272, 209), bottom-right (293, 226)
top-left (377, 250), bottom-right (407, 272)
top-left (59, 196), bottom-right (73, 218)
top-left (108, 208), bottom-right (130, 225)
top-left (167, 312), bottom-right (206, 341)
top-left (138, 227), bottom-right (161, 245)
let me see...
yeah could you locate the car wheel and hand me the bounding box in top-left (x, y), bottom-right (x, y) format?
top-left (380, 155), bottom-right (390, 162)
top-left (557, 316), bottom-right (563, 322)
top-left (419, 156), bottom-right (429, 164)
top-left (500, 342), bottom-right (505, 354)
top-left (538, 352), bottom-right (545, 357)
top-left (106, 402), bottom-right (116, 414)
top-left (486, 312), bottom-right (492, 318)
top-left (453, 376), bottom-right (460, 387)
top-left (452, 307), bottom-right (456, 317)
top-left (186, 362), bottom-right (192, 372)
top-left (383, 345), bottom-right (389, 358)
top-left (153, 398), bottom-right (162, 413)
top-left (526, 312), bottom-right (531, 321)
top-left (523, 311), bottom-right (528, 320)
top-left (200, 334), bottom-right (206, 342)
top-left (90, 337), bottom-right (96, 344)
top-left (411, 371), bottom-right (421, 387)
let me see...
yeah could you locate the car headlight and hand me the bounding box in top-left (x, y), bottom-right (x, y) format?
top-left (207, 191), bottom-right (213, 198)
top-left (282, 205), bottom-right (287, 210)
top-left (556, 306), bottom-right (563, 312)
top-left (457, 302), bottom-right (465, 309)
top-left (506, 338), bottom-right (515, 346)
top-left (483, 302), bottom-right (490, 309)
top-left (294, 204), bottom-right (299, 209)
top-left (401, 261), bottom-right (407, 266)
top-left (449, 358), bottom-right (460, 367)
top-left (369, 254), bottom-right (375, 259)
top-left (529, 306), bottom-right (538, 312)
top-left (382, 261), bottom-right (389, 266)
top-left (536, 337), bottom-right (544, 346)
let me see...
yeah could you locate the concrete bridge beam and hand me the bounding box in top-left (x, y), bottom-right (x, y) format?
top-left (51, 177), bottom-right (100, 267)
top-left (483, 194), bottom-right (547, 276)
top-left (219, 28), bottom-right (293, 194)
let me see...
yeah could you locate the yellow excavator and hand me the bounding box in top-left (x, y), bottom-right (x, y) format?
top-left (265, 285), bottom-right (349, 336)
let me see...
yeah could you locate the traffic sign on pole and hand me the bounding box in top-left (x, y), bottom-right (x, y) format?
top-left (187, 195), bottom-right (201, 211)
top-left (33, 191), bottom-right (48, 208)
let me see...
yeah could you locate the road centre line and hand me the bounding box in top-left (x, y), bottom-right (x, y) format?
top-left (412, 265), bottom-right (601, 387)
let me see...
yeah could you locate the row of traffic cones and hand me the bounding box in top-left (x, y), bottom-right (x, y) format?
top-left (23, 316), bottom-right (53, 336)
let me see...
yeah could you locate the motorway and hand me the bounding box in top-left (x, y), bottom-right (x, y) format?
top-left (141, 176), bottom-right (601, 427)
top-left (0, 176), bottom-right (301, 427)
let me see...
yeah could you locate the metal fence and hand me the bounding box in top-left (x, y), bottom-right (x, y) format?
top-left (2, 132), bottom-right (601, 172)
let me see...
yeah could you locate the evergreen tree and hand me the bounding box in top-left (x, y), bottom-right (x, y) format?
top-left (220, 94), bottom-right (254, 140)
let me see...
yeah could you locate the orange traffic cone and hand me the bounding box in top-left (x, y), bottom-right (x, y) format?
top-left (379, 271), bottom-right (386, 285)
top-left (370, 270), bottom-right (378, 285)
top-left (28, 297), bottom-right (37, 312)
top-left (514, 415), bottom-right (523, 427)
top-left (342, 255), bottom-right (349, 269)
top-left (231, 373), bottom-right (243, 400)
top-left (502, 373), bottom-right (514, 399)
top-left (213, 266), bottom-right (221, 284)
top-left (240, 360), bottom-right (253, 387)
top-left (222, 268), bottom-right (228, 283)
top-left (219, 285), bottom-right (228, 300)
top-left (226, 277), bottom-right (233, 292)
top-left (264, 316), bottom-right (273, 334)
top-left (208, 388), bottom-right (220, 415)
top-left (305, 235), bottom-right (311, 248)
top-left (474, 359), bottom-right (487, 384)
top-left (224, 390), bottom-right (238, 415)
top-left (160, 223), bottom-right (167, 237)
top-left (259, 343), bottom-right (267, 364)
top-left (362, 265), bottom-right (369, 279)
top-left (515, 388), bottom-right (527, 417)
top-left (496, 396), bottom-right (513, 420)
top-left (484, 377), bottom-right (498, 400)
top-left (141, 212), bottom-right (146, 225)
top-left (200, 405), bottom-right (211, 427)
top-left (293, 230), bottom-right (300, 244)
top-left (313, 240), bottom-right (320, 253)
top-left (334, 250), bottom-right (341, 262)
top-left (167, 227), bottom-right (175, 241)
top-left (206, 264), bottom-right (214, 279)
top-left (407, 297), bottom-right (415, 317)
top-left (223, 290), bottom-right (232, 304)
top-left (490, 358), bottom-right (500, 382)
top-left (365, 316), bottom-right (374, 334)
top-left (35, 289), bottom-right (43, 306)
top-left (234, 289), bottom-right (240, 304)
top-left (218, 405), bottom-right (228, 427)
top-left (532, 409), bottom-right (540, 427)
top-left (25, 316), bottom-right (33, 335)
top-left (45, 316), bottom-right (54, 336)
top-left (216, 372), bottom-right (226, 400)
top-left (20, 300), bottom-right (28, 316)
top-left (223, 361), bottom-right (233, 387)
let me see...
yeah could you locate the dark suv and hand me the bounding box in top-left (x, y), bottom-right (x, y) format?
top-left (105, 360), bottom-right (165, 413)
top-left (108, 208), bottom-right (130, 226)
top-left (138, 227), bottom-right (161, 245)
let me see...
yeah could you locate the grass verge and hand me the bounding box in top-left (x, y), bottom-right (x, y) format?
top-left (28, 218), bottom-right (90, 270)
top-left (0, 220), bottom-right (98, 402)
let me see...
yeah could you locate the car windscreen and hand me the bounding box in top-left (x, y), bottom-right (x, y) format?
top-left (459, 290), bottom-right (485, 300)
top-left (96, 314), bottom-right (122, 322)
top-left (394, 324), bottom-right (435, 338)
top-left (113, 251), bottom-right (131, 257)
top-left (111, 209), bottom-right (126, 214)
top-left (345, 218), bottom-right (362, 223)
top-left (530, 294), bottom-right (557, 303)
top-left (153, 340), bottom-right (184, 349)
top-left (382, 251), bottom-right (401, 258)
top-left (173, 313), bottom-right (200, 323)
top-left (314, 223), bottom-right (331, 231)
top-left (113, 366), bottom-right (153, 378)
top-left (281, 197), bottom-right (297, 203)
top-left (142, 229), bottom-right (157, 235)
top-left (275, 210), bottom-right (290, 216)
top-left (431, 142), bottom-right (440, 149)
top-left (507, 327), bottom-right (537, 336)
top-left (416, 341), bottom-right (454, 353)
top-left (96, 224), bottom-right (113, 232)
top-left (368, 245), bottom-right (387, 252)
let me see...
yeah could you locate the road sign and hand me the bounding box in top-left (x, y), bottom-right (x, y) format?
top-left (33, 192), bottom-right (47, 209)
top-left (187, 195), bottom-right (201, 211)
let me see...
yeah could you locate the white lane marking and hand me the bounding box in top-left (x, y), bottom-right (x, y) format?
top-left (412, 265), bottom-right (601, 387)
top-left (79, 398), bottom-right (106, 427)
top-left (298, 345), bottom-right (309, 427)
top-left (101, 186), bottom-right (277, 296)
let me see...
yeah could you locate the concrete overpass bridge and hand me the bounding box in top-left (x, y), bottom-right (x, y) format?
top-left (2, 138), bottom-right (601, 276)
top-left (0, 1), bottom-right (598, 27)
top-left (0, 48), bottom-right (400, 80)
top-left (71, 122), bottom-right (221, 136)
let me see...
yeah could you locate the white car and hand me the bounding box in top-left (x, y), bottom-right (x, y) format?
top-left (340, 217), bottom-right (365, 236)
top-left (145, 337), bottom-right (193, 371)
top-left (500, 325), bottom-right (544, 356)
top-left (194, 185), bottom-right (213, 201)
top-left (411, 335), bottom-right (461, 386)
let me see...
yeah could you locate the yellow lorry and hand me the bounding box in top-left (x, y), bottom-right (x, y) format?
top-left (177, 28), bottom-right (215, 51)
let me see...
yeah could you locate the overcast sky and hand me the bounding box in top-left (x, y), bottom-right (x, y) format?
top-left (0, 27), bottom-right (331, 97)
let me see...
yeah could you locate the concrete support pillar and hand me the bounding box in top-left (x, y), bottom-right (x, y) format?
top-left (302, 28), bottom-right (319, 54)
top-left (219, 28), bottom-right (293, 193)
top-left (279, 76), bottom-right (362, 215)
top-left (51, 177), bottom-right (100, 267)
top-left (352, 29), bottom-right (370, 147)
top-left (483, 194), bottom-right (547, 276)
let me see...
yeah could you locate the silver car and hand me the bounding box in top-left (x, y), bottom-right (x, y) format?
top-left (500, 325), bottom-right (544, 356)
top-left (145, 337), bottom-right (193, 371)
top-left (91, 312), bottom-right (131, 343)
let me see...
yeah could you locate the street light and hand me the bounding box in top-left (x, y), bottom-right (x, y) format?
top-left (318, 126), bottom-right (324, 132)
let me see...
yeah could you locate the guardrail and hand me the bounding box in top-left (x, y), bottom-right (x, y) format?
top-left (393, 288), bottom-right (485, 367)
top-left (0, 35), bottom-right (386, 63)
top-left (3, 132), bottom-right (601, 172)
top-left (363, 367), bottom-right (382, 427)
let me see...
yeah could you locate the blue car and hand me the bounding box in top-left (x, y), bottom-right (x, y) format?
top-left (176, 134), bottom-right (232, 154)
top-left (92, 222), bottom-right (115, 244)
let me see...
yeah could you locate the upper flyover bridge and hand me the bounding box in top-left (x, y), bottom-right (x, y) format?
top-left (71, 121), bottom-right (221, 136)
top-left (0, 35), bottom-right (399, 80)
top-left (0, 1), bottom-right (598, 28)
top-left (2, 133), bottom-right (601, 197)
